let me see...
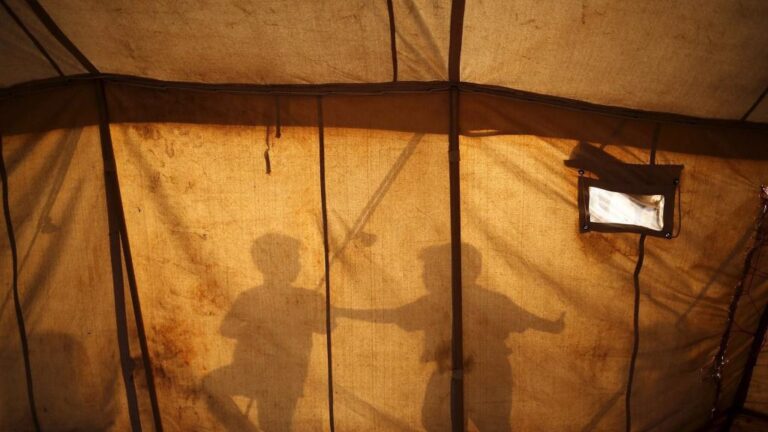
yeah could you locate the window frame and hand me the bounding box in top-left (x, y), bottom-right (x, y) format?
top-left (578, 176), bottom-right (677, 238)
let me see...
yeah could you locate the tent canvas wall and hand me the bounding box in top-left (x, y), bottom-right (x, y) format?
top-left (1, 1), bottom-right (768, 431)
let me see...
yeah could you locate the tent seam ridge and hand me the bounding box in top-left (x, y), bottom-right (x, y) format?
top-left (2, 75), bottom-right (767, 129)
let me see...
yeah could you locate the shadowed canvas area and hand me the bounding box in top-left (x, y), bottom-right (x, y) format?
top-left (203, 234), bottom-right (325, 432)
top-left (336, 243), bottom-right (565, 430)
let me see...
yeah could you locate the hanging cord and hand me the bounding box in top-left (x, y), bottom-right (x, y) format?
top-left (264, 126), bottom-right (272, 175)
top-left (263, 96), bottom-right (282, 175)
top-left (670, 179), bottom-right (682, 238)
top-left (626, 124), bottom-right (659, 432)
top-left (626, 234), bottom-right (646, 432)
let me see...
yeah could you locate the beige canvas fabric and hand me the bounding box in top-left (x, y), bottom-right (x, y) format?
top-left (460, 132), bottom-right (642, 430)
top-left (40, 0), bottom-right (394, 84)
top-left (2, 1), bottom-right (768, 430)
top-left (461, 0), bottom-right (768, 119)
top-left (2, 79), bottom-right (768, 431)
top-left (459, 92), bottom-right (768, 430)
top-left (323, 93), bottom-right (451, 431)
top-left (0, 86), bottom-right (131, 431)
top-left (110, 95), bottom-right (330, 430)
top-left (391, 0), bottom-right (450, 81)
top-left (2, 1), bottom-right (766, 121)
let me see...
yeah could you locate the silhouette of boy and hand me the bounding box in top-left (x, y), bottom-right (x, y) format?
top-left (204, 234), bottom-right (325, 432)
top-left (336, 243), bottom-right (564, 430)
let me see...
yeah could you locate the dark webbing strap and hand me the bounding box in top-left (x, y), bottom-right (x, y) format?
top-left (120, 209), bottom-right (164, 430)
top-left (448, 87), bottom-right (464, 432)
top-left (318, 96), bottom-right (336, 432)
top-left (1, 133), bottom-right (41, 431)
top-left (741, 86), bottom-right (768, 122)
top-left (448, 0), bottom-right (466, 83)
top-left (25, 0), bottom-right (98, 74)
top-left (95, 80), bottom-right (142, 431)
top-left (386, 0), bottom-right (398, 82)
top-left (93, 72), bottom-right (162, 432)
top-left (448, 1), bottom-right (466, 430)
top-left (1, 0), bottom-right (62, 76)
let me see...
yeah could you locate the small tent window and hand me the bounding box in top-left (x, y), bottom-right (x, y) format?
top-left (576, 175), bottom-right (680, 238)
top-left (566, 143), bottom-right (683, 238)
top-left (588, 187), bottom-right (665, 231)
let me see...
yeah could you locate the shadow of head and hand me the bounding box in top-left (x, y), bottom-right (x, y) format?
top-left (252, 233), bottom-right (301, 284)
top-left (419, 242), bottom-right (481, 291)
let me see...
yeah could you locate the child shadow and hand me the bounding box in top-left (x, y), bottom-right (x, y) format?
top-left (336, 243), bottom-right (565, 431)
top-left (203, 233), bottom-right (325, 432)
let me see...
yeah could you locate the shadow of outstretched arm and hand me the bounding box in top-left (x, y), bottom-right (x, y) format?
top-left (335, 306), bottom-right (402, 323)
top-left (528, 311), bottom-right (566, 334)
top-left (334, 298), bottom-right (427, 332)
top-left (504, 295), bottom-right (566, 334)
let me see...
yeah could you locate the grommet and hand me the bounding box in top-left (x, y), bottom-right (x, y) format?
top-left (665, 232), bottom-right (672, 239)
top-left (582, 224), bottom-right (589, 231)
top-left (578, 169), bottom-right (585, 176)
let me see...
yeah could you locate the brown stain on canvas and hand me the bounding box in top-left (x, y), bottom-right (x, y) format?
top-left (131, 124), bottom-right (161, 141)
top-left (193, 274), bottom-right (231, 316)
top-left (579, 230), bottom-right (638, 260)
top-left (150, 318), bottom-right (208, 427)
top-left (152, 320), bottom-right (196, 370)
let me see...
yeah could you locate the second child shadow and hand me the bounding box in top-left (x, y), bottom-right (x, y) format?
top-left (336, 243), bottom-right (565, 431)
top-left (204, 234), bottom-right (325, 432)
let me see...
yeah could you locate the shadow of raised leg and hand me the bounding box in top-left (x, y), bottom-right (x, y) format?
top-left (203, 366), bottom-right (260, 432)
